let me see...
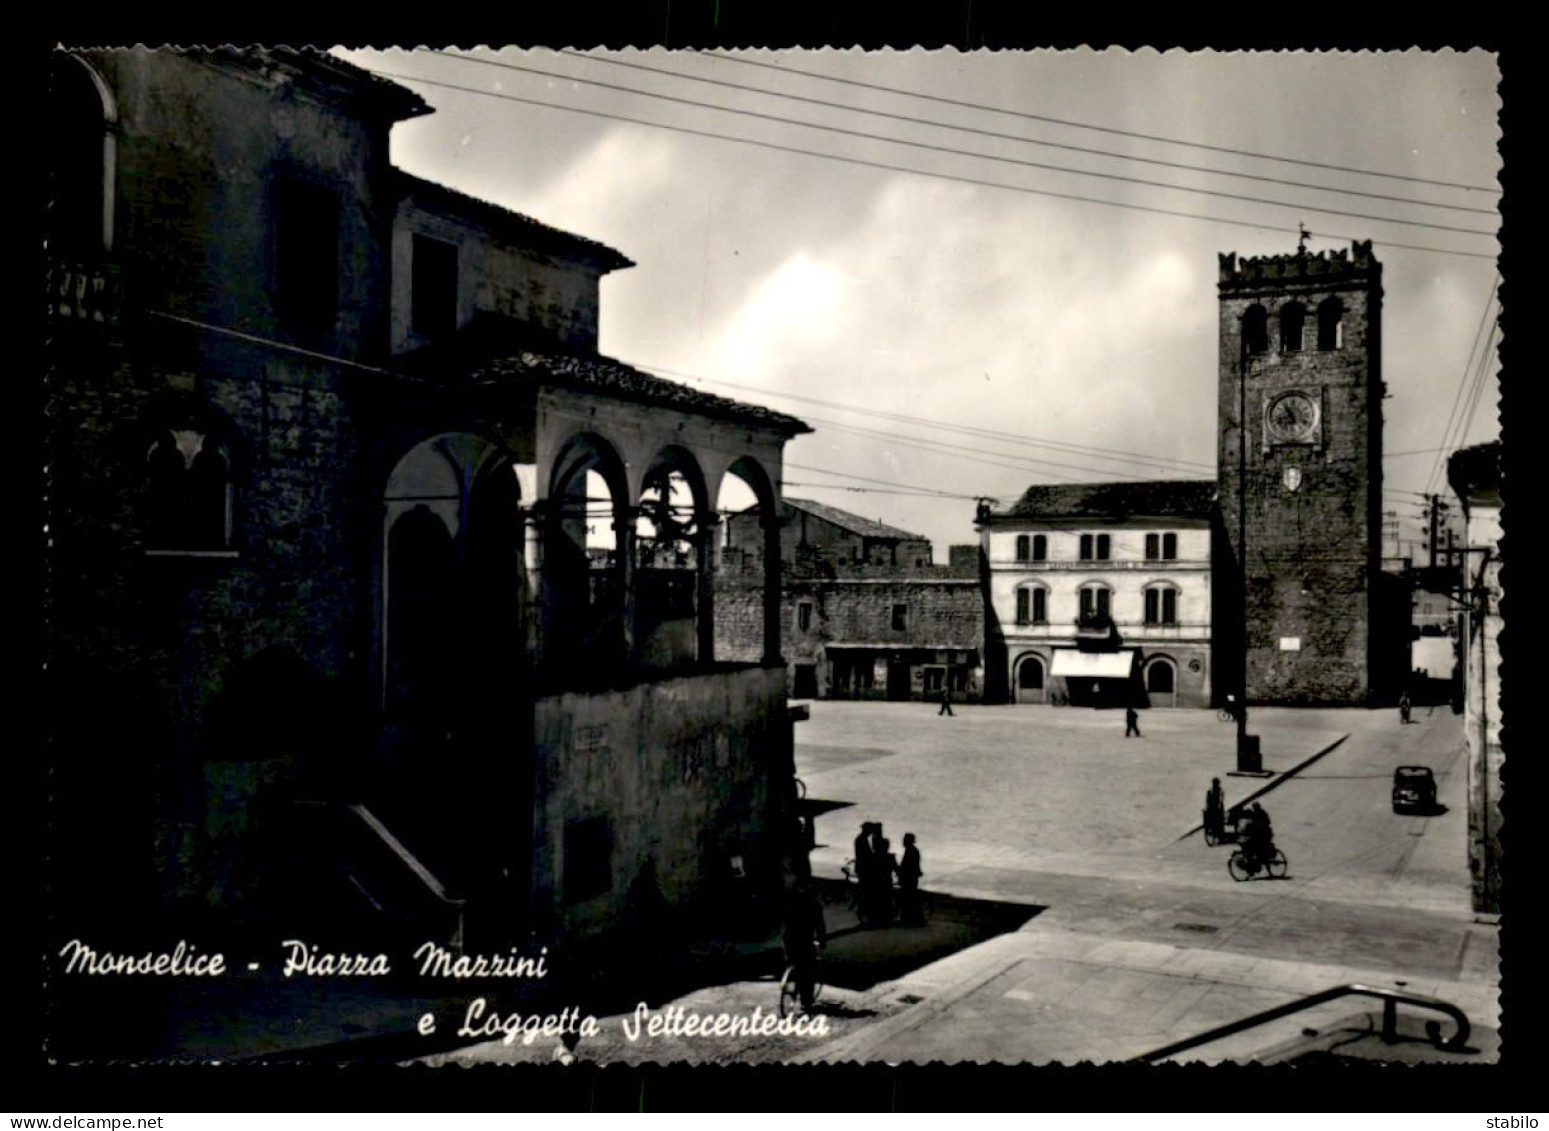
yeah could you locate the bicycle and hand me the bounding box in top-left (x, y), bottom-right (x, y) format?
top-left (841, 858), bottom-right (863, 917)
top-left (1216, 707), bottom-right (1238, 723)
top-left (1048, 690), bottom-right (1069, 707)
top-left (1227, 844), bottom-right (1288, 881)
top-left (778, 956), bottom-right (824, 1018)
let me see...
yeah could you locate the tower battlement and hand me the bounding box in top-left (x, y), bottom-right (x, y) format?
top-left (1219, 240), bottom-right (1379, 290)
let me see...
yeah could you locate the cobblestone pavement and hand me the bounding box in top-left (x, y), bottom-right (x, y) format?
top-left (436, 703), bottom-right (1498, 1067)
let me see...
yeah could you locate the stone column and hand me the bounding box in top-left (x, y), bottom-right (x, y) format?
top-left (696, 510), bottom-right (719, 667)
top-left (522, 501), bottom-right (546, 663)
top-left (616, 506), bottom-right (637, 665)
top-left (762, 508), bottom-right (782, 666)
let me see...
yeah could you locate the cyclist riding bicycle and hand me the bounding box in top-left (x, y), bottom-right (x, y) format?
top-left (782, 877), bottom-right (827, 1010)
top-left (1242, 802), bottom-right (1275, 866)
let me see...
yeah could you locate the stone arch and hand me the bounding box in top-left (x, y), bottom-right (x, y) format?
top-left (1317, 296), bottom-right (1345, 350)
top-left (1144, 654), bottom-right (1179, 707)
top-left (546, 431), bottom-right (631, 675)
top-left (717, 455), bottom-right (782, 666)
top-left (381, 431), bottom-right (520, 743)
top-left (47, 52), bottom-right (117, 258)
top-left (1279, 300), bottom-right (1306, 353)
top-left (636, 445), bottom-right (711, 669)
top-left (1242, 303), bottom-right (1269, 356)
top-left (1014, 652), bottom-right (1047, 703)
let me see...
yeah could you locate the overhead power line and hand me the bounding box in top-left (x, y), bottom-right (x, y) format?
top-left (369, 69), bottom-right (1496, 262)
top-left (424, 52), bottom-right (1495, 240)
top-left (637, 361), bottom-right (1220, 474)
top-left (1424, 277), bottom-right (1500, 496)
top-left (543, 49), bottom-right (1495, 218)
top-left (700, 50), bottom-right (1502, 196)
top-left (784, 461), bottom-right (981, 500)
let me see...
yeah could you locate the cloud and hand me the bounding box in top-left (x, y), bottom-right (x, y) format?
top-left (709, 252), bottom-right (852, 378)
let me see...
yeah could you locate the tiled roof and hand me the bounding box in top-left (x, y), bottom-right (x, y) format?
top-left (199, 47), bottom-right (433, 121)
top-left (472, 352), bottom-right (812, 434)
top-left (395, 170), bottom-right (634, 271)
top-left (785, 498), bottom-right (927, 541)
top-left (995, 480), bottom-right (1218, 521)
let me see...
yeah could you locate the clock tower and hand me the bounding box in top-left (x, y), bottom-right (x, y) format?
top-left (1217, 240), bottom-right (1388, 705)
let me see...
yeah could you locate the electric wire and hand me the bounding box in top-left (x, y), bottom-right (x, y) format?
top-left (698, 50), bottom-right (1501, 196)
top-left (539, 48), bottom-right (1495, 217)
top-left (420, 52), bottom-right (1495, 239)
top-left (636, 361), bottom-right (1219, 474)
top-left (367, 69), bottom-right (1497, 262)
top-left (1423, 277), bottom-right (1500, 496)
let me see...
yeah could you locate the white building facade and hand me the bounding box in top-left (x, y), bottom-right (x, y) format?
top-left (979, 481), bottom-right (1218, 709)
top-left (1449, 442), bottom-right (1501, 915)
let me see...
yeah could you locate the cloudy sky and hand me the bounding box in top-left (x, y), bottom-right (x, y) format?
top-left (338, 48), bottom-right (1501, 560)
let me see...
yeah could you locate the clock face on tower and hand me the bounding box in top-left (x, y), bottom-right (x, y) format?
top-left (1265, 391), bottom-right (1320, 445)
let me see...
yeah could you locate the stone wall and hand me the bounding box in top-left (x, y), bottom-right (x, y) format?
top-left (531, 665), bottom-right (791, 942)
top-left (1217, 245), bottom-right (1385, 704)
top-left (391, 196), bottom-right (604, 355)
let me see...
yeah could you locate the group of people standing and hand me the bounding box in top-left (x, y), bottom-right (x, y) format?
top-left (852, 822), bottom-right (925, 926)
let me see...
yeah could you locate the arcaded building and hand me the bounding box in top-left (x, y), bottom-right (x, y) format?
top-left (44, 47), bottom-right (809, 951)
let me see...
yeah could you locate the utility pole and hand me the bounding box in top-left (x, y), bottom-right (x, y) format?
top-left (1236, 330), bottom-right (1260, 773)
top-left (1428, 494), bottom-right (1441, 569)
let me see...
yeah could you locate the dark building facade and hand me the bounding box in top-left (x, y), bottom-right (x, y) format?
top-left (1216, 242), bottom-right (1404, 706)
top-left (44, 47), bottom-right (810, 956)
top-left (718, 499), bottom-right (984, 702)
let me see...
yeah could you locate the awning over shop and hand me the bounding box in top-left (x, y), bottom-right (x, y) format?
top-left (1050, 649), bottom-right (1136, 678)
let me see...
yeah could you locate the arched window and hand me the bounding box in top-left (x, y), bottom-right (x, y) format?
top-left (1015, 534), bottom-right (1030, 562)
top-left (1146, 658), bottom-right (1176, 694)
top-left (1243, 304), bottom-right (1269, 355)
top-left (145, 428), bottom-right (232, 551)
top-left (1014, 585), bottom-right (1047, 626)
top-left (48, 53), bottom-right (115, 260)
top-left (1317, 296), bottom-right (1344, 350)
top-left (1280, 302), bottom-right (1306, 353)
top-left (1079, 584), bottom-right (1111, 624)
top-left (1144, 584), bottom-right (1178, 625)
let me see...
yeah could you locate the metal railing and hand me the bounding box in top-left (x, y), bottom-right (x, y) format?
top-left (1132, 983), bottom-right (1471, 1063)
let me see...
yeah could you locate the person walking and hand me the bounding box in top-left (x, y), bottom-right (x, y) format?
top-left (1125, 704), bottom-right (1142, 737)
top-left (1399, 691), bottom-right (1412, 725)
top-left (1205, 777), bottom-right (1225, 841)
top-left (938, 683), bottom-right (955, 717)
top-left (896, 833), bottom-right (924, 925)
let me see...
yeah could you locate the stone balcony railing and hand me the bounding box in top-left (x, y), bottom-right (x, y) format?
top-left (46, 260), bottom-right (120, 326)
top-left (993, 558), bottom-right (1209, 571)
top-left (1008, 620), bottom-right (1210, 638)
